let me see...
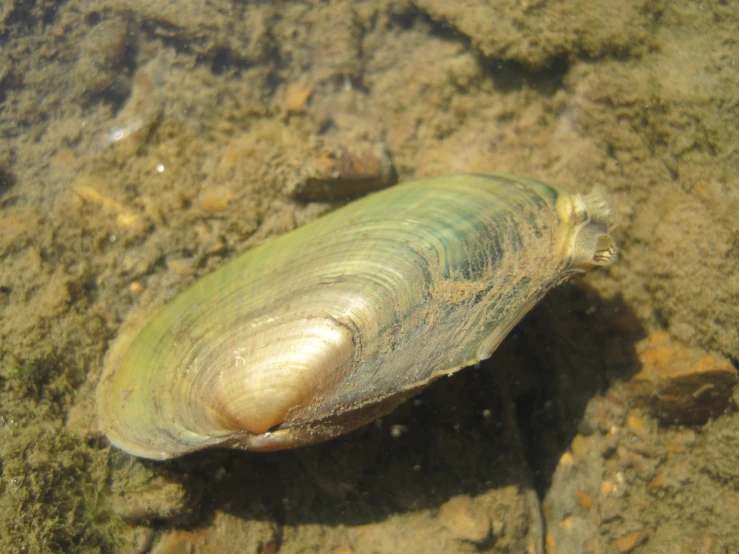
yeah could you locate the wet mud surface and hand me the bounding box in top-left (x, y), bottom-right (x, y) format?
top-left (1, 1), bottom-right (738, 552)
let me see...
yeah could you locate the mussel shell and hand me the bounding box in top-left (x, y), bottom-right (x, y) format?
top-left (97, 173), bottom-right (615, 460)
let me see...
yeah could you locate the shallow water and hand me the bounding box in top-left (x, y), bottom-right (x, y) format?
top-left (1, 1), bottom-right (738, 553)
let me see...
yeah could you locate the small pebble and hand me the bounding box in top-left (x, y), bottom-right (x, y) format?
top-left (129, 281), bottom-right (145, 293)
top-left (390, 424), bottom-right (407, 438)
top-left (630, 331), bottom-right (737, 425)
top-left (613, 530), bottom-right (648, 553)
top-left (285, 81), bottom-right (313, 114)
top-left (288, 142), bottom-right (396, 202)
top-left (574, 490), bottom-right (593, 510)
top-left (111, 476), bottom-right (190, 522)
top-left (559, 452), bottom-right (574, 466)
top-left (438, 495), bottom-right (490, 544)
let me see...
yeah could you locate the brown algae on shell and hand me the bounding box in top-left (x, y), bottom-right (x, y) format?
top-left (97, 173), bottom-right (615, 460)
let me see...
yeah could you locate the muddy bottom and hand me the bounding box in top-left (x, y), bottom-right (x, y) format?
top-left (0, 1), bottom-right (738, 553)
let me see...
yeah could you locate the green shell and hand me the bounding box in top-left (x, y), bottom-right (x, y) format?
top-left (97, 173), bottom-right (615, 460)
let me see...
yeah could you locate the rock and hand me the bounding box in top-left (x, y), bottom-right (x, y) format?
top-left (101, 67), bottom-right (162, 157)
top-left (111, 475), bottom-right (195, 522)
top-left (629, 332), bottom-right (738, 425)
top-left (412, 0), bottom-right (656, 67)
top-left (438, 495), bottom-right (490, 544)
top-left (287, 141), bottom-right (395, 202)
top-left (613, 530), bottom-right (648, 553)
top-left (75, 18), bottom-right (134, 98)
top-left (151, 510), bottom-right (277, 554)
top-left (285, 81), bottom-right (314, 114)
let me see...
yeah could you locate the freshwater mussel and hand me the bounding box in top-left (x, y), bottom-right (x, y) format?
top-left (97, 173), bottom-right (616, 460)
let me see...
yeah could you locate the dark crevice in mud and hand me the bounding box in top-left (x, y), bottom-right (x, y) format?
top-left (510, 285), bottom-right (644, 498)
top-left (0, 194), bottom-right (21, 209)
top-left (503, 319), bottom-right (575, 499)
top-left (209, 47), bottom-right (235, 75)
top-left (85, 10), bottom-right (103, 27)
top-left (1, 0), bottom-right (66, 38)
top-left (42, 2), bottom-right (60, 26)
top-left (0, 166), bottom-right (17, 196)
top-left (480, 54), bottom-right (570, 95)
top-left (4, 350), bottom-right (64, 397)
top-left (395, 5), bottom-right (570, 95)
top-left (0, 63), bottom-right (24, 115)
top-left (386, 9), bottom-right (417, 31)
top-left (394, 7), bottom-right (479, 67)
top-left (130, 18), bottom-right (282, 99)
top-left (136, 20), bottom-right (258, 75)
top-left (93, 40), bottom-right (141, 113)
top-left (513, 381), bottom-right (566, 496)
top-left (95, 88), bottom-right (131, 117)
top-left (653, 307), bottom-right (669, 330)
